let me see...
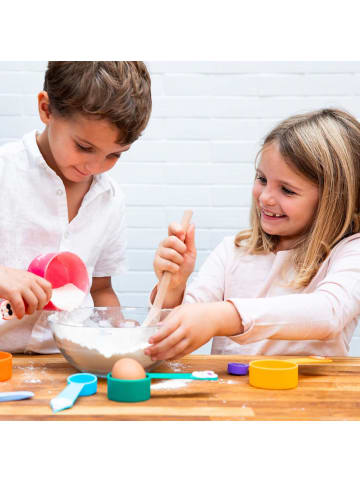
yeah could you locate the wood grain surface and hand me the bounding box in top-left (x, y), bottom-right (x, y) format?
top-left (0, 354), bottom-right (360, 420)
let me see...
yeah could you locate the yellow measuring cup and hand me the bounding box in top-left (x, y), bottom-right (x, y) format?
top-left (249, 356), bottom-right (332, 390)
top-left (249, 359), bottom-right (298, 389)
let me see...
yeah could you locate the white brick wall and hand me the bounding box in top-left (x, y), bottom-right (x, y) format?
top-left (1, 61), bottom-right (360, 355)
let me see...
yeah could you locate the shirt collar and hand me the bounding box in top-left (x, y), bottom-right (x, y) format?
top-left (22, 130), bottom-right (48, 169)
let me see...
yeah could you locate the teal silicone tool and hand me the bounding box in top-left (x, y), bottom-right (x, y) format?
top-left (50, 373), bottom-right (97, 413)
top-left (107, 370), bottom-right (218, 403)
top-left (0, 391), bottom-right (34, 402)
top-left (147, 371), bottom-right (218, 380)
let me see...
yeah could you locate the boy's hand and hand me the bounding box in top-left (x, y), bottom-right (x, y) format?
top-left (145, 301), bottom-right (243, 361)
top-left (153, 222), bottom-right (196, 291)
top-left (0, 266), bottom-right (52, 319)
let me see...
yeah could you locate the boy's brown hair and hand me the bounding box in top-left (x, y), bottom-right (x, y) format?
top-left (43, 61), bottom-right (152, 144)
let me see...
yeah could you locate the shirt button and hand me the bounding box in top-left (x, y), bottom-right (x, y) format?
top-left (56, 189), bottom-right (63, 196)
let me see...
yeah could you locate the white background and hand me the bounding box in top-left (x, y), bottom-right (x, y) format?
top-left (1, 60), bottom-right (360, 355)
top-left (1, 0), bottom-right (358, 477)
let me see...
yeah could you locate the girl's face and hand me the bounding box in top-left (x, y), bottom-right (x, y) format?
top-left (252, 142), bottom-right (319, 251)
top-left (37, 93), bottom-right (131, 184)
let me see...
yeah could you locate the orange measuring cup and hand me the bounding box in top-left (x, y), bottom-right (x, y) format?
top-left (0, 352), bottom-right (12, 382)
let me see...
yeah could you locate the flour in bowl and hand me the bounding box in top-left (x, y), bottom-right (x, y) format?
top-left (50, 315), bottom-right (159, 376)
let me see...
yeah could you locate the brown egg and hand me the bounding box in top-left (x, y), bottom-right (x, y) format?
top-left (111, 358), bottom-right (146, 380)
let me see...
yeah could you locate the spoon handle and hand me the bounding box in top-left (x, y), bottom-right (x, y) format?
top-left (0, 391), bottom-right (34, 402)
top-left (50, 382), bottom-right (83, 413)
top-left (290, 357), bottom-right (332, 365)
top-left (143, 210), bottom-right (193, 327)
top-left (147, 371), bottom-right (218, 381)
top-left (153, 210), bottom-right (193, 310)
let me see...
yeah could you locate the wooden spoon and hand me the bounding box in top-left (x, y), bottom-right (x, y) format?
top-left (142, 209), bottom-right (193, 327)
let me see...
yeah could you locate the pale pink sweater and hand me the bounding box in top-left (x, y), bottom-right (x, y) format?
top-left (184, 234), bottom-right (360, 356)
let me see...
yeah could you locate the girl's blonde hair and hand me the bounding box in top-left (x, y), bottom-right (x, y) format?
top-left (235, 108), bottom-right (360, 289)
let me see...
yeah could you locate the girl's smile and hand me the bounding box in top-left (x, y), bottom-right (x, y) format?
top-left (261, 208), bottom-right (287, 220)
top-left (253, 141), bottom-right (319, 250)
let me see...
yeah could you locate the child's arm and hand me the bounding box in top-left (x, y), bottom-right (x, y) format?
top-left (145, 236), bottom-right (360, 360)
top-left (225, 237), bottom-right (360, 345)
top-left (152, 222), bottom-right (196, 308)
top-left (152, 235), bottom-right (360, 355)
top-left (145, 301), bottom-right (243, 360)
top-left (0, 265), bottom-right (52, 319)
top-left (90, 277), bottom-right (120, 306)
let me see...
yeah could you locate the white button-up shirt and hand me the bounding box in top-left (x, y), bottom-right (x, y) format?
top-left (0, 131), bottom-right (127, 353)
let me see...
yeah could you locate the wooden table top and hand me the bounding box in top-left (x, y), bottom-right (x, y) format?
top-left (1, 354), bottom-right (360, 420)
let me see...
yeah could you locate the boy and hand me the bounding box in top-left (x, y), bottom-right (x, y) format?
top-left (0, 61), bottom-right (152, 353)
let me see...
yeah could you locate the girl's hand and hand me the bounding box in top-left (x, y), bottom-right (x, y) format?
top-left (145, 301), bottom-right (243, 361)
top-left (153, 222), bottom-right (196, 291)
top-left (0, 266), bottom-right (52, 319)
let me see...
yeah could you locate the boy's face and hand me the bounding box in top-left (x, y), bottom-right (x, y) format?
top-left (38, 92), bottom-right (131, 184)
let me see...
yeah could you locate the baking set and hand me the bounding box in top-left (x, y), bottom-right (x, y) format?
top-left (0, 227), bottom-right (344, 413)
top-left (1, 346), bottom-right (337, 413)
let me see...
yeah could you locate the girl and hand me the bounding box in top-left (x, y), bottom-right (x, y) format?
top-left (146, 108), bottom-right (360, 361)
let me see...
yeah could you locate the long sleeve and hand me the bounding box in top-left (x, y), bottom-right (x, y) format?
top-left (229, 236), bottom-right (360, 345)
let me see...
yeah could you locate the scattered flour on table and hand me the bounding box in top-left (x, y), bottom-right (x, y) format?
top-left (218, 378), bottom-right (237, 384)
top-left (151, 379), bottom-right (193, 390)
top-left (51, 284), bottom-right (85, 311)
top-left (24, 378), bottom-right (41, 384)
top-left (166, 361), bottom-right (189, 372)
top-left (18, 365), bottom-right (35, 371)
top-left (18, 364), bottom-right (47, 384)
top-left (18, 365), bottom-right (42, 384)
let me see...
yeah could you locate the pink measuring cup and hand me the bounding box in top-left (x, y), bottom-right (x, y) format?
top-left (27, 252), bottom-right (89, 311)
top-left (0, 252), bottom-right (89, 318)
